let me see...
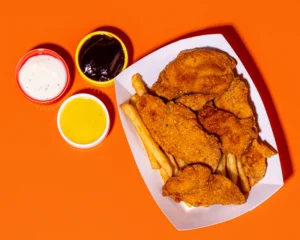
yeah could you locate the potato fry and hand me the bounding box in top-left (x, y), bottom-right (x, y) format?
top-left (175, 158), bottom-right (187, 169)
top-left (215, 154), bottom-right (226, 176)
top-left (145, 146), bottom-right (160, 169)
top-left (237, 157), bottom-right (251, 193)
top-left (128, 97), bottom-right (159, 169)
top-left (121, 103), bottom-right (173, 177)
top-left (226, 153), bottom-right (238, 184)
top-left (165, 152), bottom-right (179, 176)
top-left (132, 73), bottom-right (147, 96)
top-left (184, 202), bottom-right (193, 208)
top-left (159, 168), bottom-right (170, 183)
top-left (129, 94), bottom-right (139, 107)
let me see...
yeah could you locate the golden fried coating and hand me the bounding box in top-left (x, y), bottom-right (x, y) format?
top-left (241, 139), bottom-right (276, 186)
top-left (162, 164), bottom-right (245, 207)
top-left (136, 94), bottom-right (221, 171)
top-left (176, 94), bottom-right (215, 111)
top-left (162, 164), bottom-right (211, 196)
top-left (167, 101), bottom-right (196, 120)
top-left (198, 105), bottom-right (257, 157)
top-left (215, 76), bottom-right (253, 118)
top-left (151, 49), bottom-right (236, 100)
top-left (239, 117), bottom-right (258, 134)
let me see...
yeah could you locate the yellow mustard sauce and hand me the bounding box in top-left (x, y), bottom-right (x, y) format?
top-left (59, 97), bottom-right (107, 144)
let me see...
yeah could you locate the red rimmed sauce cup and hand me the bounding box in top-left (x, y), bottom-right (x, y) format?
top-left (16, 48), bottom-right (70, 104)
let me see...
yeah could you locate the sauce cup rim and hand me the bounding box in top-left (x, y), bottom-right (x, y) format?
top-left (75, 31), bottom-right (128, 87)
top-left (16, 48), bottom-right (71, 104)
top-left (56, 93), bottom-right (110, 149)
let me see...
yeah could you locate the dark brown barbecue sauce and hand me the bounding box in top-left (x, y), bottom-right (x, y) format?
top-left (79, 34), bottom-right (125, 81)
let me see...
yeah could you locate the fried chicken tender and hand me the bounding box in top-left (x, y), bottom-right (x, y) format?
top-left (241, 139), bottom-right (276, 186)
top-left (162, 164), bottom-right (211, 196)
top-left (215, 76), bottom-right (254, 118)
top-left (176, 94), bottom-right (215, 111)
top-left (136, 94), bottom-right (221, 171)
top-left (162, 164), bottom-right (245, 207)
top-left (198, 105), bottom-right (257, 157)
top-left (151, 49), bottom-right (237, 100)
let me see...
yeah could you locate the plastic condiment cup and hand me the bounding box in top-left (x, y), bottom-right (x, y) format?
top-left (57, 93), bottom-right (110, 149)
top-left (16, 48), bottom-right (70, 104)
top-left (75, 31), bottom-right (128, 88)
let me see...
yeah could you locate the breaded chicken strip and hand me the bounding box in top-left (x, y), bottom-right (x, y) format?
top-left (151, 49), bottom-right (236, 100)
top-left (198, 105), bottom-right (257, 157)
top-left (176, 94), bottom-right (215, 111)
top-left (215, 76), bottom-right (253, 118)
top-left (136, 95), bottom-right (221, 171)
top-left (241, 139), bottom-right (276, 186)
top-left (162, 164), bottom-right (211, 196)
top-left (162, 164), bottom-right (245, 207)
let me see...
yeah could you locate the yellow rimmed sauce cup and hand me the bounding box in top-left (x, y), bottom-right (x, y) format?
top-left (75, 31), bottom-right (128, 87)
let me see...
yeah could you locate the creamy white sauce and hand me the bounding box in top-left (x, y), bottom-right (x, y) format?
top-left (18, 55), bottom-right (67, 101)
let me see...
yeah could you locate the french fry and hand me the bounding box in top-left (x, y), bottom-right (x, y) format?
top-left (175, 158), bottom-right (187, 169)
top-left (129, 94), bottom-right (139, 107)
top-left (226, 153), bottom-right (238, 185)
top-left (215, 154), bottom-right (226, 176)
top-left (145, 146), bottom-right (160, 169)
top-left (184, 202), bottom-right (193, 208)
top-left (121, 103), bottom-right (173, 177)
top-left (132, 73), bottom-right (148, 96)
top-left (237, 157), bottom-right (251, 193)
top-left (165, 152), bottom-right (179, 176)
top-left (128, 96), bottom-right (159, 169)
top-left (159, 168), bottom-right (170, 183)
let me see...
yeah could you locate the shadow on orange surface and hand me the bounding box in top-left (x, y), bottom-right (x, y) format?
top-left (75, 88), bottom-right (115, 136)
top-left (92, 26), bottom-right (134, 66)
top-left (140, 25), bottom-right (293, 182)
top-left (31, 43), bottom-right (75, 95)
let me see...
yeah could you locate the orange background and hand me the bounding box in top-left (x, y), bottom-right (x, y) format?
top-left (0, 1), bottom-right (299, 239)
